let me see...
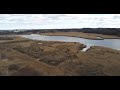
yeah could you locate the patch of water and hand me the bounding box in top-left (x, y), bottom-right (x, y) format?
top-left (20, 34), bottom-right (120, 51)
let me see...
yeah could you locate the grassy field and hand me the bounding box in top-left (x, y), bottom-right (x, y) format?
top-left (0, 36), bottom-right (120, 76)
top-left (41, 32), bottom-right (120, 40)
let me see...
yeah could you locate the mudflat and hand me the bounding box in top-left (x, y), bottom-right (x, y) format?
top-left (0, 36), bottom-right (120, 76)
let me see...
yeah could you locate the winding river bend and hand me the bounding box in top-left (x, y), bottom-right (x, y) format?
top-left (21, 34), bottom-right (120, 51)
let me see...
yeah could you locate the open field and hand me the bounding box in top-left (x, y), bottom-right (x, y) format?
top-left (41, 32), bottom-right (120, 40)
top-left (0, 36), bottom-right (120, 76)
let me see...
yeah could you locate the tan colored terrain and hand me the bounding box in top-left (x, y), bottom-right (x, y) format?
top-left (0, 36), bottom-right (120, 76)
top-left (0, 36), bottom-right (29, 44)
top-left (41, 32), bottom-right (120, 40)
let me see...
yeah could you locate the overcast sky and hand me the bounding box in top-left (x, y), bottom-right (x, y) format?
top-left (0, 14), bottom-right (120, 30)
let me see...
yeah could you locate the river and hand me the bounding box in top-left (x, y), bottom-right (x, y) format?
top-left (20, 34), bottom-right (120, 51)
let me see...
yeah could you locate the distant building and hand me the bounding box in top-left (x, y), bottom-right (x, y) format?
top-left (13, 29), bottom-right (25, 32)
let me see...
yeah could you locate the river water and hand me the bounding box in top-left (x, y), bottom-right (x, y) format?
top-left (20, 34), bottom-right (120, 51)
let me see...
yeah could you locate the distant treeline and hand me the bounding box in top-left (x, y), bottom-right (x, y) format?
top-left (0, 28), bottom-right (120, 36)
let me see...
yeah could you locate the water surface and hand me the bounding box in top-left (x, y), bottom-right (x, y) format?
top-left (21, 34), bottom-right (120, 51)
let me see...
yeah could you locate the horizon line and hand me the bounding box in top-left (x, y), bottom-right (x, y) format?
top-left (1, 27), bottom-right (120, 30)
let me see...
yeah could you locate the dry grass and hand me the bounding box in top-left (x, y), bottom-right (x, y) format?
top-left (41, 32), bottom-right (120, 40)
top-left (0, 36), bottom-right (120, 76)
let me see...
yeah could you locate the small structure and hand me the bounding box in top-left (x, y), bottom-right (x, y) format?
top-left (38, 43), bottom-right (42, 45)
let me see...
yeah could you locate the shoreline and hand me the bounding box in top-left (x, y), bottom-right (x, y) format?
top-left (0, 36), bottom-right (120, 76)
top-left (40, 32), bottom-right (120, 40)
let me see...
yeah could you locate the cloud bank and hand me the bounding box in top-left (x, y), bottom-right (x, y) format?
top-left (0, 14), bottom-right (120, 30)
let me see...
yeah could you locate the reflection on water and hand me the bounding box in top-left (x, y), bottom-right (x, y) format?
top-left (21, 34), bottom-right (120, 51)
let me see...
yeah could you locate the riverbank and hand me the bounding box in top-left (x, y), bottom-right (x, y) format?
top-left (41, 32), bottom-right (120, 40)
top-left (0, 36), bottom-right (120, 76)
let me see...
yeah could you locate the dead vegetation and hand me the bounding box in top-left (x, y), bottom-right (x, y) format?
top-left (0, 36), bottom-right (120, 76)
top-left (41, 32), bottom-right (120, 40)
top-left (0, 37), bottom-right (13, 40)
top-left (13, 41), bottom-right (84, 66)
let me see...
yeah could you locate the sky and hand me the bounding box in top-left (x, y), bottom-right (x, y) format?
top-left (0, 14), bottom-right (120, 30)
